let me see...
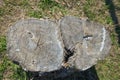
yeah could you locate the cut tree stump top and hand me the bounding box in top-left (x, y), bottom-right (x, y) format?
top-left (7, 16), bottom-right (111, 72)
top-left (60, 16), bottom-right (111, 70)
top-left (7, 19), bottom-right (64, 72)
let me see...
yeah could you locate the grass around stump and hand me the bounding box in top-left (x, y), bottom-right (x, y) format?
top-left (0, 0), bottom-right (120, 80)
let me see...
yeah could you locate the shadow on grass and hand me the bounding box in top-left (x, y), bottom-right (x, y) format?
top-left (26, 66), bottom-right (99, 80)
top-left (105, 0), bottom-right (120, 45)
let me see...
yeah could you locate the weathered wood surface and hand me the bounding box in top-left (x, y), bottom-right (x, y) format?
top-left (60, 16), bottom-right (111, 70)
top-left (7, 16), bottom-right (111, 74)
top-left (7, 19), bottom-right (64, 72)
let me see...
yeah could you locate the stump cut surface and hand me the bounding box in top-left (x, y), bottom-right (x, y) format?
top-left (7, 19), bottom-right (64, 71)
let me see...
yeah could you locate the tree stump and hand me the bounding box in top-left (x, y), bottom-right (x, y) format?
top-left (7, 19), bottom-right (64, 72)
top-left (60, 16), bottom-right (111, 70)
top-left (7, 16), bottom-right (111, 78)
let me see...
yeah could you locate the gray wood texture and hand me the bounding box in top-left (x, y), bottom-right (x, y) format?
top-left (7, 19), bottom-right (64, 72)
top-left (60, 16), bottom-right (111, 70)
top-left (7, 16), bottom-right (111, 73)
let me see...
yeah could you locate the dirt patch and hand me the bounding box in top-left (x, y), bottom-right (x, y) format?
top-left (0, 0), bottom-right (4, 7)
top-left (0, 5), bottom-right (28, 35)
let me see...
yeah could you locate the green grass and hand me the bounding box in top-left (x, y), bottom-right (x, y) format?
top-left (0, 36), bottom-right (6, 52)
top-left (0, 0), bottom-right (120, 80)
top-left (0, 8), bottom-right (5, 17)
top-left (28, 0), bottom-right (67, 18)
top-left (0, 36), bottom-right (27, 80)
